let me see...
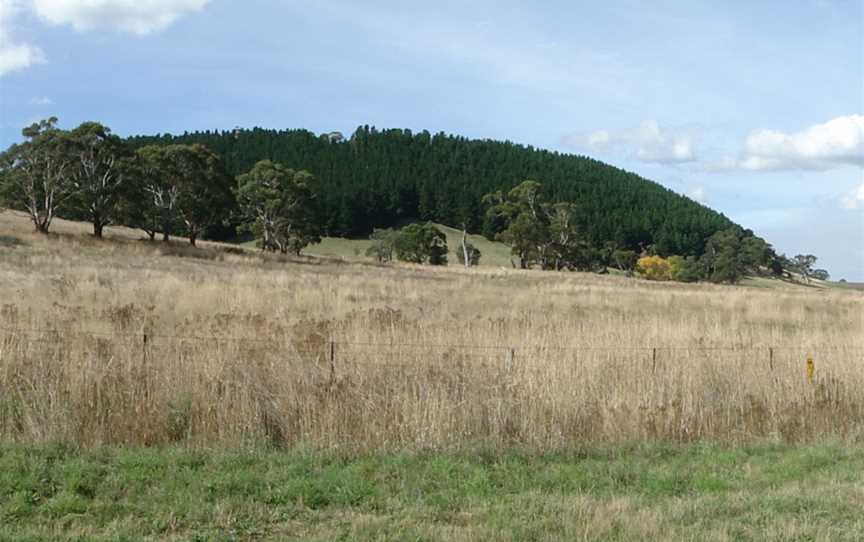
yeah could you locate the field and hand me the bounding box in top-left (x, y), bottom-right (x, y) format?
top-left (3, 443), bottom-right (864, 540)
top-left (1, 210), bottom-right (863, 539)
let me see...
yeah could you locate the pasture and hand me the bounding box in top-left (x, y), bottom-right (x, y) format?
top-left (1, 210), bottom-right (863, 539)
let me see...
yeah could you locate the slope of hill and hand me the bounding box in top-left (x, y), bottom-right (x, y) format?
top-left (244, 222), bottom-right (515, 267)
top-left (128, 126), bottom-right (737, 257)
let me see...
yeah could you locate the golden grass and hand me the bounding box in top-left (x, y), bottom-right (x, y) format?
top-left (1, 210), bottom-right (863, 450)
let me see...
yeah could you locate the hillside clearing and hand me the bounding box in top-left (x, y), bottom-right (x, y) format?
top-left (240, 221), bottom-right (515, 268)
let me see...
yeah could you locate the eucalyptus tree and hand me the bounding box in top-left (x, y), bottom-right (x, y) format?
top-left (166, 144), bottom-right (235, 246)
top-left (365, 228), bottom-right (398, 263)
top-left (133, 145), bottom-right (178, 241)
top-left (67, 122), bottom-right (134, 238)
top-left (236, 160), bottom-right (321, 254)
top-left (791, 254), bottom-right (818, 284)
top-left (0, 118), bottom-right (75, 234)
top-left (394, 223), bottom-right (448, 265)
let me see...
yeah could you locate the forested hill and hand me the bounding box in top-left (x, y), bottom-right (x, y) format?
top-left (128, 126), bottom-right (736, 256)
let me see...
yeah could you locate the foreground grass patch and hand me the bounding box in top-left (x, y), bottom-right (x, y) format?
top-left (1, 443), bottom-right (862, 541)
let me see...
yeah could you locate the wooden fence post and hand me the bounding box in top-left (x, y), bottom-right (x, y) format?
top-left (142, 332), bottom-right (149, 399)
top-left (329, 340), bottom-right (336, 389)
top-left (652, 347), bottom-right (657, 374)
top-left (769, 347), bottom-right (774, 371)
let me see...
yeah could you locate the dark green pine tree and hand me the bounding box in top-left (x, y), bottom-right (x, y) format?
top-left (126, 125), bottom-right (740, 254)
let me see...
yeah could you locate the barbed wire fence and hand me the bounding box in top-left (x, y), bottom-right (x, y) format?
top-left (2, 325), bottom-right (862, 379)
top-left (3, 325), bottom-right (864, 447)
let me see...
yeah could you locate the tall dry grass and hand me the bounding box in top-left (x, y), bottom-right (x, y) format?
top-left (1, 210), bottom-right (863, 450)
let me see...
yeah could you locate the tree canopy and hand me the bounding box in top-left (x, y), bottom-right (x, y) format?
top-left (128, 125), bottom-right (737, 256)
top-left (0, 119), bottom-right (826, 283)
top-left (236, 160), bottom-right (321, 254)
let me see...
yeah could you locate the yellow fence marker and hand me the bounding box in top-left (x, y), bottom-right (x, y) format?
top-left (806, 357), bottom-right (815, 383)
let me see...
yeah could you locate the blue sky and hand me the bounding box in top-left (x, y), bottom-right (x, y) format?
top-left (1, 0), bottom-right (862, 279)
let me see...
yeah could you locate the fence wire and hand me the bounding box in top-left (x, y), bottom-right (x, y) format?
top-left (1, 326), bottom-right (863, 352)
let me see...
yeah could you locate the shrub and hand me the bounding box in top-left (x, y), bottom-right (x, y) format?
top-left (636, 255), bottom-right (672, 281)
top-left (611, 249), bottom-right (638, 273)
top-left (455, 241), bottom-right (481, 267)
top-left (394, 223), bottom-right (448, 265)
top-left (365, 228), bottom-right (398, 263)
top-left (669, 255), bottom-right (702, 283)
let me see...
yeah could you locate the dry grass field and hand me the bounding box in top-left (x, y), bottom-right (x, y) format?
top-left (1, 209), bottom-right (862, 451)
top-left (3, 210), bottom-right (864, 540)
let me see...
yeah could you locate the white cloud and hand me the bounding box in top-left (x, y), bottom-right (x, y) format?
top-left (687, 186), bottom-right (707, 204)
top-left (28, 95), bottom-right (52, 105)
top-left (840, 179), bottom-right (864, 210)
top-left (0, 0), bottom-right (210, 76)
top-left (0, 0), bottom-right (46, 76)
top-left (563, 120), bottom-right (697, 165)
top-left (657, 175), bottom-right (709, 205)
top-left (30, 0), bottom-right (211, 34)
top-left (712, 115), bottom-right (864, 172)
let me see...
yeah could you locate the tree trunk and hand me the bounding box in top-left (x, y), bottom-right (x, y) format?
top-left (31, 209), bottom-right (49, 234)
top-left (163, 231), bottom-right (170, 242)
top-left (93, 222), bottom-right (104, 239)
top-left (189, 232), bottom-right (197, 246)
top-left (147, 231), bottom-right (156, 241)
top-left (461, 227), bottom-right (470, 268)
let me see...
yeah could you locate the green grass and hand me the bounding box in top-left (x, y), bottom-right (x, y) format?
top-left (241, 223), bottom-right (515, 268)
top-left (2, 443), bottom-right (863, 540)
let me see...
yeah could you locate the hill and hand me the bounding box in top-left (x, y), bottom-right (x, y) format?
top-left (128, 126), bottom-right (736, 257)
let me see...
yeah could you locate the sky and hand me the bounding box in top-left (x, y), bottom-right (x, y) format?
top-left (1, 0), bottom-right (862, 279)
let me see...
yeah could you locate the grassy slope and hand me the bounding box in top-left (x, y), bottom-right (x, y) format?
top-left (241, 223), bottom-right (515, 268)
top-left (1, 209), bottom-right (841, 292)
top-left (2, 443), bottom-right (863, 541)
top-left (3, 210), bottom-right (842, 285)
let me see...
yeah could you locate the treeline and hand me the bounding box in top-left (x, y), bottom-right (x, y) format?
top-left (127, 125), bottom-right (735, 257)
top-left (0, 119), bottom-right (324, 254)
top-left (1, 119), bottom-right (234, 245)
top-left (1, 118), bottom-right (827, 284)
top-left (477, 179), bottom-right (830, 284)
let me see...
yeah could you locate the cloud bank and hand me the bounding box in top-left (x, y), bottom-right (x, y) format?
top-left (840, 179), bottom-right (864, 210)
top-left (712, 115), bottom-right (864, 172)
top-left (562, 120), bottom-right (697, 165)
top-left (0, 0), bottom-right (45, 76)
top-left (31, 0), bottom-right (211, 35)
top-left (0, 0), bottom-right (211, 76)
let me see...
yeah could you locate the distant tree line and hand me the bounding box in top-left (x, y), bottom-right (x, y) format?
top-left (0, 118), bottom-right (320, 255)
top-left (0, 118), bottom-right (827, 284)
top-left (478, 179), bottom-right (811, 284)
top-left (127, 125), bottom-right (738, 258)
